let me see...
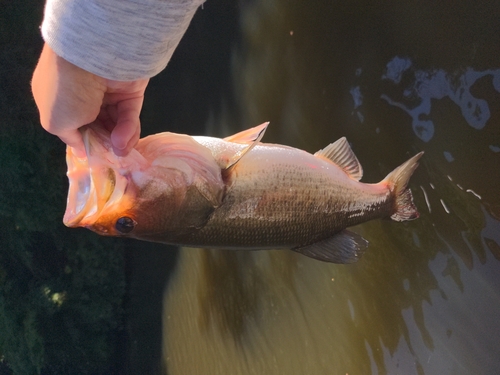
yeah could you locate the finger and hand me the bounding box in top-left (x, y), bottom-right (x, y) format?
top-left (97, 106), bottom-right (117, 133)
top-left (57, 129), bottom-right (86, 158)
top-left (111, 117), bottom-right (141, 156)
top-left (122, 124), bottom-right (141, 156)
top-left (31, 44), bottom-right (106, 155)
top-left (110, 97), bottom-right (143, 155)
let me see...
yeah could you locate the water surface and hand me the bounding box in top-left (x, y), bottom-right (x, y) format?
top-left (157, 1), bottom-right (500, 374)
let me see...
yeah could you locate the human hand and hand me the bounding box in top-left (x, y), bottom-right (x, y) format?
top-left (31, 43), bottom-right (149, 156)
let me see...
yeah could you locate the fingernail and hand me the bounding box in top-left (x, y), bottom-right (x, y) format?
top-left (113, 146), bottom-right (127, 157)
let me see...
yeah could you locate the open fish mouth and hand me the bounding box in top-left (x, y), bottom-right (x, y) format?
top-left (63, 126), bottom-right (131, 228)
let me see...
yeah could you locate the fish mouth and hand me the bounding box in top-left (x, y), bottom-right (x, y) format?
top-left (63, 126), bottom-right (130, 228)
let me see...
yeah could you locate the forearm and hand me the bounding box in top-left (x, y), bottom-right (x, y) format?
top-left (42, 0), bottom-right (205, 81)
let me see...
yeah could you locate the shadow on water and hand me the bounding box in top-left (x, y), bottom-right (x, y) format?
top-left (161, 1), bottom-right (500, 374)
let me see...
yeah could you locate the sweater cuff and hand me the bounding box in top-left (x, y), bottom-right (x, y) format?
top-left (42, 0), bottom-right (204, 81)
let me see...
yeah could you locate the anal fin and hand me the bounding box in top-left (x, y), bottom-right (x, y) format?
top-left (292, 230), bottom-right (368, 264)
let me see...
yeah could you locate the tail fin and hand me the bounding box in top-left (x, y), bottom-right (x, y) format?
top-left (382, 152), bottom-right (424, 222)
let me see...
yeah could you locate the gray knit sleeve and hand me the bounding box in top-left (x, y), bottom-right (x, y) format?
top-left (41, 0), bottom-right (205, 81)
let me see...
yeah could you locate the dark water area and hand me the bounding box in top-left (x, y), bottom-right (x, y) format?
top-left (1, 0), bottom-right (499, 374)
top-left (157, 1), bottom-right (500, 375)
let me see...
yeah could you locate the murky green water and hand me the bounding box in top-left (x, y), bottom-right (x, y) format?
top-left (3, 0), bottom-right (497, 374)
top-left (158, 1), bottom-right (500, 374)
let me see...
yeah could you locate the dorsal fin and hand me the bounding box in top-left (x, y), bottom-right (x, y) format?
top-left (224, 122), bottom-right (269, 143)
top-left (223, 122), bottom-right (269, 172)
top-left (314, 137), bottom-right (363, 181)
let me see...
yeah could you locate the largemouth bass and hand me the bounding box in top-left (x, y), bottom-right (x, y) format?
top-left (64, 123), bottom-right (423, 263)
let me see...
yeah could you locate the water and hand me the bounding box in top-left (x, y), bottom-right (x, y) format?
top-left (150, 1), bottom-right (500, 374)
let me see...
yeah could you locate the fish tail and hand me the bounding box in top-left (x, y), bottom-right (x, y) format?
top-left (382, 152), bottom-right (424, 222)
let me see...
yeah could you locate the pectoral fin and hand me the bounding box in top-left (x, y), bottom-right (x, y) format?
top-left (292, 230), bottom-right (368, 263)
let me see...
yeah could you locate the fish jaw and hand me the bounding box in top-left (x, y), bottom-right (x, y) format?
top-left (63, 125), bottom-right (147, 229)
top-left (64, 126), bottom-right (227, 240)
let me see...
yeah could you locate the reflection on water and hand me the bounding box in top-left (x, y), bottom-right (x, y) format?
top-left (381, 57), bottom-right (500, 141)
top-left (161, 1), bottom-right (500, 374)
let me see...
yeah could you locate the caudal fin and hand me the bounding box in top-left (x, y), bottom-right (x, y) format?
top-left (382, 152), bottom-right (424, 222)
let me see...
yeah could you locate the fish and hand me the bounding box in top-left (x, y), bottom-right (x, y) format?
top-left (63, 123), bottom-right (423, 263)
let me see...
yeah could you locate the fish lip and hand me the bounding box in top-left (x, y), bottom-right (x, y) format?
top-left (63, 125), bottom-right (147, 228)
top-left (62, 126), bottom-right (119, 228)
top-left (63, 142), bottom-right (97, 228)
top-left (85, 223), bottom-right (110, 235)
top-left (62, 145), bottom-right (94, 227)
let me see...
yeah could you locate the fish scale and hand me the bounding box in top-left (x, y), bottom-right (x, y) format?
top-left (184, 150), bottom-right (393, 249)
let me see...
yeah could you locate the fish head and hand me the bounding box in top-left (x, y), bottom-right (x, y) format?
top-left (63, 125), bottom-right (147, 236)
top-left (63, 125), bottom-right (225, 241)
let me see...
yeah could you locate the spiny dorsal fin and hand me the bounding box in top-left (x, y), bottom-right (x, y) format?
top-left (224, 122), bottom-right (269, 171)
top-left (314, 137), bottom-right (363, 181)
top-left (224, 122), bottom-right (269, 143)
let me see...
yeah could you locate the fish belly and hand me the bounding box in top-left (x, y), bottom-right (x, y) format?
top-left (184, 144), bottom-right (392, 249)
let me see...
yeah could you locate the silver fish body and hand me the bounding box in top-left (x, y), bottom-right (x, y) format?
top-left (64, 123), bottom-right (423, 263)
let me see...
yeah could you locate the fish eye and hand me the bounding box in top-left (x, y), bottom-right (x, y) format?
top-left (115, 216), bottom-right (136, 234)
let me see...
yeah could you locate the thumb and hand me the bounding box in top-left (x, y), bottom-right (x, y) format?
top-left (110, 96), bottom-right (143, 156)
top-left (57, 129), bottom-right (87, 158)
